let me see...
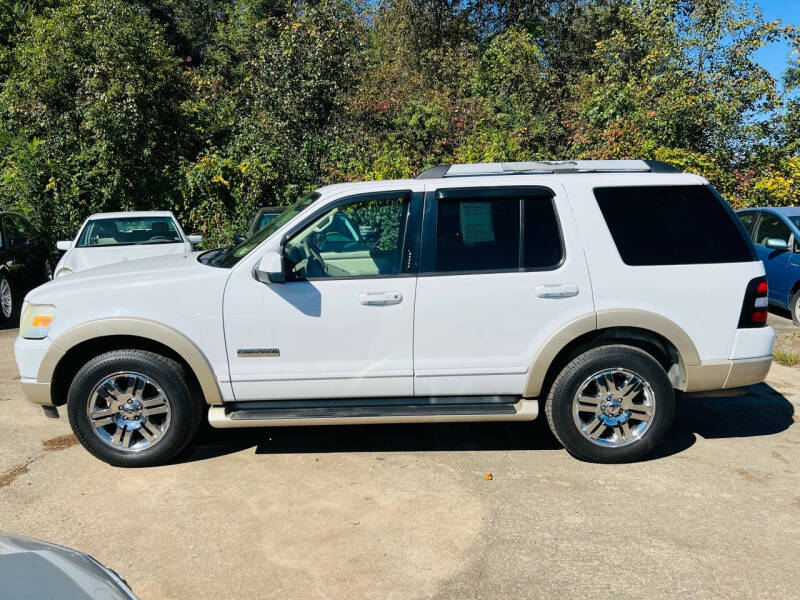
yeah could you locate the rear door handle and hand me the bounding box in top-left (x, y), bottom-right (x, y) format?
top-left (535, 283), bottom-right (579, 298)
top-left (359, 291), bottom-right (403, 306)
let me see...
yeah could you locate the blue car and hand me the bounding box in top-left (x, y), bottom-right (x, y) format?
top-left (736, 207), bottom-right (800, 325)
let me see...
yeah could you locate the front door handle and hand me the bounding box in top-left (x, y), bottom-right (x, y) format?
top-left (535, 283), bottom-right (579, 298)
top-left (359, 291), bottom-right (403, 306)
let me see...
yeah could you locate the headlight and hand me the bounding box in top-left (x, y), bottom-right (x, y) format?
top-left (55, 267), bottom-right (73, 278)
top-left (20, 304), bottom-right (56, 339)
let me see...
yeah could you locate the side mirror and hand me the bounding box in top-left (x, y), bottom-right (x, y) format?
top-left (254, 250), bottom-right (285, 284)
top-left (56, 240), bottom-right (72, 251)
top-left (233, 235), bottom-right (246, 245)
top-left (187, 234), bottom-right (203, 245)
top-left (765, 238), bottom-right (789, 251)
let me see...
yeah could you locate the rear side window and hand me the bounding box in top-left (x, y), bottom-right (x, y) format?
top-left (431, 191), bottom-right (563, 274)
top-left (737, 211), bottom-right (758, 236)
top-left (435, 197), bottom-right (520, 272)
top-left (524, 197), bottom-right (563, 268)
top-left (594, 185), bottom-right (755, 266)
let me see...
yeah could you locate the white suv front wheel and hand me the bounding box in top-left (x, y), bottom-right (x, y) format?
top-left (545, 345), bottom-right (675, 463)
top-left (67, 350), bottom-right (203, 467)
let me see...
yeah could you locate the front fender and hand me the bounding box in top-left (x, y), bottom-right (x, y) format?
top-left (40, 317), bottom-right (224, 405)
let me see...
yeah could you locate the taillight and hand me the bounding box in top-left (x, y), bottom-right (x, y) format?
top-left (738, 276), bottom-right (769, 328)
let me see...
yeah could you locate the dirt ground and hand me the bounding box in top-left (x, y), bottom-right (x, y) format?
top-left (0, 319), bottom-right (799, 600)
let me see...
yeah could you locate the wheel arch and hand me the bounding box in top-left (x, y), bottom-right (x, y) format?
top-left (40, 318), bottom-right (223, 407)
top-left (523, 310), bottom-right (700, 398)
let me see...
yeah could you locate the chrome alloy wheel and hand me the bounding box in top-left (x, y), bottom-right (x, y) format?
top-left (572, 368), bottom-right (656, 447)
top-left (86, 372), bottom-right (172, 452)
top-left (0, 278), bottom-right (11, 319)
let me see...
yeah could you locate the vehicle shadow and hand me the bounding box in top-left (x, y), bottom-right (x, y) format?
top-left (648, 382), bottom-right (796, 460)
top-left (173, 382), bottom-right (796, 465)
top-left (769, 306), bottom-right (792, 320)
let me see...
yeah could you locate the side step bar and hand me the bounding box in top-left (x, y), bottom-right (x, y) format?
top-left (208, 397), bottom-right (539, 428)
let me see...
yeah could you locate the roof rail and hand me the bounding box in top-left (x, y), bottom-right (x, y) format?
top-left (415, 160), bottom-right (680, 179)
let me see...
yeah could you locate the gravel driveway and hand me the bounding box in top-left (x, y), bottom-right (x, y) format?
top-left (0, 325), bottom-right (798, 600)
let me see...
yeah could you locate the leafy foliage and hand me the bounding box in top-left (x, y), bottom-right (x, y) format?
top-left (0, 0), bottom-right (798, 248)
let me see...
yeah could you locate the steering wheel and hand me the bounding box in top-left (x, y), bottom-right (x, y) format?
top-left (149, 236), bottom-right (171, 242)
top-left (302, 235), bottom-right (326, 275)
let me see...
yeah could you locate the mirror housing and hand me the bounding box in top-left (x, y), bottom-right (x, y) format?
top-left (233, 234), bottom-right (246, 245)
top-left (187, 234), bottom-right (203, 246)
top-left (56, 240), bottom-right (72, 251)
top-left (765, 238), bottom-right (789, 250)
top-left (255, 250), bottom-right (285, 284)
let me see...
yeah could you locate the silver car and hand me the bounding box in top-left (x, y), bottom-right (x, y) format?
top-left (0, 532), bottom-right (136, 599)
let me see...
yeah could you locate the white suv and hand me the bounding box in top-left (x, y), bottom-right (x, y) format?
top-left (14, 160), bottom-right (775, 467)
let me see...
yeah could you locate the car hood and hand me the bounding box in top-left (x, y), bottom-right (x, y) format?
top-left (27, 251), bottom-right (225, 304)
top-left (59, 243), bottom-right (187, 273)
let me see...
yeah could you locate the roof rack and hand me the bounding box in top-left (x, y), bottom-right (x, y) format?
top-left (416, 160), bottom-right (680, 179)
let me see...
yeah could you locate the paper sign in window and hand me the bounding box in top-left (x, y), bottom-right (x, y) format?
top-left (459, 202), bottom-right (495, 245)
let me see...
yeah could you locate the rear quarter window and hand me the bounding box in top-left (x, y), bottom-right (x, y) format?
top-left (594, 185), bottom-right (756, 266)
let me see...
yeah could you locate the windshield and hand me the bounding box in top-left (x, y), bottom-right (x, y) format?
top-left (77, 216), bottom-right (182, 247)
top-left (790, 216), bottom-right (800, 230)
top-left (257, 212), bottom-right (281, 230)
top-left (213, 193), bottom-right (319, 268)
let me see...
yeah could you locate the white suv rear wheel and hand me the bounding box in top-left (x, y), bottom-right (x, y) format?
top-left (545, 345), bottom-right (675, 463)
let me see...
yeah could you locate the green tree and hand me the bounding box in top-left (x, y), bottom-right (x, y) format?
top-left (0, 0), bottom-right (193, 241)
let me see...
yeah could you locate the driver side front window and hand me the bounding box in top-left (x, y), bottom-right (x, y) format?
top-left (284, 192), bottom-right (410, 279)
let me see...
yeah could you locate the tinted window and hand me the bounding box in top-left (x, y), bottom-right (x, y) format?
top-left (13, 216), bottom-right (30, 237)
top-left (435, 197), bottom-right (519, 272)
top-left (284, 193), bottom-right (410, 279)
top-left (594, 185), bottom-right (754, 266)
top-left (752, 213), bottom-right (791, 247)
top-left (432, 192), bottom-right (562, 273)
top-left (3, 217), bottom-right (24, 245)
top-left (524, 197), bottom-right (563, 269)
top-left (737, 211), bottom-right (757, 237)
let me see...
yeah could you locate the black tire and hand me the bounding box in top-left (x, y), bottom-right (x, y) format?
top-left (67, 350), bottom-right (204, 467)
top-left (545, 345), bottom-right (675, 463)
top-left (0, 274), bottom-right (13, 325)
top-left (791, 289), bottom-right (800, 327)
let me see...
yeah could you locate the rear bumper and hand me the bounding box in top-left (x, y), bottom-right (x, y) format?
top-left (725, 356), bottom-right (773, 388)
top-left (684, 356), bottom-right (772, 392)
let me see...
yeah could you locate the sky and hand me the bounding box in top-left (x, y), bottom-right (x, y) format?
top-left (754, 0), bottom-right (800, 85)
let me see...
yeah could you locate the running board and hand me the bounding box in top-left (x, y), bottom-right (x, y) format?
top-left (208, 397), bottom-right (538, 428)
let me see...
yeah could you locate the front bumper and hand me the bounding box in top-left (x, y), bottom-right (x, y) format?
top-left (14, 336), bottom-right (57, 406)
top-left (19, 378), bottom-right (53, 405)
